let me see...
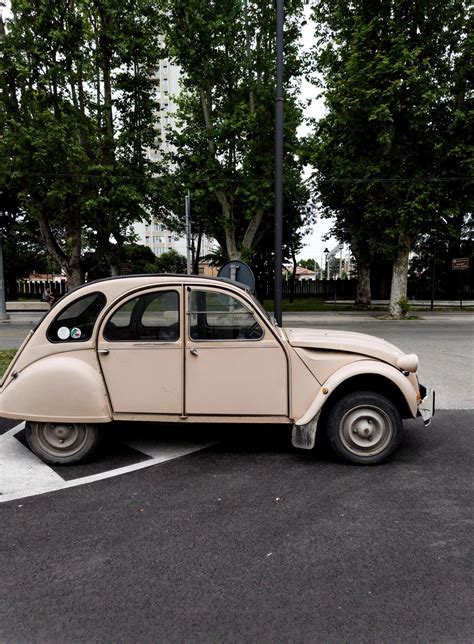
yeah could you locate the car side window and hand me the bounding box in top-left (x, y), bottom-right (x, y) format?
top-left (47, 292), bottom-right (107, 343)
top-left (189, 290), bottom-right (263, 341)
top-left (103, 290), bottom-right (180, 342)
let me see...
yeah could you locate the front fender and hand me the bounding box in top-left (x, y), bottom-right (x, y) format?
top-left (0, 352), bottom-right (112, 423)
top-left (291, 360), bottom-right (418, 450)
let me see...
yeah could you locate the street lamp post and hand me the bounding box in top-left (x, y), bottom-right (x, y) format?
top-left (274, 0), bottom-right (284, 327)
top-left (324, 247), bottom-right (329, 280)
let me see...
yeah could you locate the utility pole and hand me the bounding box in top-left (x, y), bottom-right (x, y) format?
top-left (185, 191), bottom-right (192, 275)
top-left (274, 0), bottom-right (284, 327)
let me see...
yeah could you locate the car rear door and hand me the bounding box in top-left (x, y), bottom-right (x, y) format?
top-left (97, 287), bottom-right (183, 415)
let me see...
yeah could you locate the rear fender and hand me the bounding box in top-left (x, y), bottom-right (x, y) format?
top-left (0, 352), bottom-right (112, 423)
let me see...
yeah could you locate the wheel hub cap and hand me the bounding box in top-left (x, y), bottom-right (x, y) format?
top-left (340, 405), bottom-right (393, 457)
top-left (37, 423), bottom-right (87, 456)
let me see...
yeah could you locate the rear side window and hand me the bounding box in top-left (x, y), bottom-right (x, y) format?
top-left (103, 290), bottom-right (180, 342)
top-left (47, 292), bottom-right (107, 343)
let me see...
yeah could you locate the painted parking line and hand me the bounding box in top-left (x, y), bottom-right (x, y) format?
top-left (0, 423), bottom-right (217, 503)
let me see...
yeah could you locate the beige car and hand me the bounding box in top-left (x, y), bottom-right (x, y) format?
top-left (0, 275), bottom-right (434, 465)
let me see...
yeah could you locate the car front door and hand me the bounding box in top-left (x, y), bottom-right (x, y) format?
top-left (184, 287), bottom-right (288, 417)
top-left (97, 287), bottom-right (183, 415)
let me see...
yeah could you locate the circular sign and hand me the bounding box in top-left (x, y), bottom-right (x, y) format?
top-left (57, 327), bottom-right (70, 340)
top-left (218, 261), bottom-right (256, 293)
top-left (70, 327), bottom-right (82, 339)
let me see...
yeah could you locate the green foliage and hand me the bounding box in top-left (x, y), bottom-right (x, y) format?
top-left (0, 1), bottom-right (163, 286)
top-left (298, 258), bottom-right (318, 270)
top-left (397, 296), bottom-right (410, 317)
top-left (154, 249), bottom-right (187, 274)
top-left (0, 349), bottom-right (17, 377)
top-left (0, 185), bottom-right (53, 298)
top-left (121, 244), bottom-right (158, 274)
top-left (307, 0), bottom-right (473, 307)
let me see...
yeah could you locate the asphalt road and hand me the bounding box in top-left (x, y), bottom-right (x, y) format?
top-left (1, 311), bottom-right (473, 642)
top-left (1, 411), bottom-right (473, 643)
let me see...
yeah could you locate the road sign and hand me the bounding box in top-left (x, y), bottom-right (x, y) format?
top-left (452, 258), bottom-right (469, 271)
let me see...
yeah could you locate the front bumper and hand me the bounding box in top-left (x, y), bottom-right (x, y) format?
top-left (418, 388), bottom-right (435, 426)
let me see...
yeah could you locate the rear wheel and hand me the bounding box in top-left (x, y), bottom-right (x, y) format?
top-left (25, 422), bottom-right (101, 465)
top-left (326, 391), bottom-right (402, 464)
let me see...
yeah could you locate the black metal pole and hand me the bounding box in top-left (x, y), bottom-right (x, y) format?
top-left (274, 0), bottom-right (284, 327)
top-left (430, 246), bottom-right (436, 311)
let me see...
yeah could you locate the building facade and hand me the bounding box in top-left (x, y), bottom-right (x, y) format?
top-left (134, 48), bottom-right (215, 263)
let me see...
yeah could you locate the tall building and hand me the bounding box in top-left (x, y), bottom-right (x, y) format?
top-left (134, 49), bottom-right (215, 262)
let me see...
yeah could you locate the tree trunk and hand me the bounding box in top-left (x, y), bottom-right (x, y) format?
top-left (389, 233), bottom-right (411, 318)
top-left (351, 234), bottom-right (372, 309)
top-left (355, 262), bottom-right (371, 309)
top-left (65, 264), bottom-right (83, 290)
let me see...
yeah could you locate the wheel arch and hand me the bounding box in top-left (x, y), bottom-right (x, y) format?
top-left (295, 359), bottom-right (417, 428)
top-left (291, 362), bottom-right (416, 453)
top-left (321, 373), bottom-right (413, 422)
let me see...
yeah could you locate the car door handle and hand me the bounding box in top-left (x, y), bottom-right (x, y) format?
top-left (98, 348), bottom-right (110, 355)
top-left (190, 348), bottom-right (199, 356)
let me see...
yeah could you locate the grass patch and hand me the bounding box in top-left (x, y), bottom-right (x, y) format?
top-left (262, 298), bottom-right (370, 312)
top-left (0, 349), bottom-right (17, 378)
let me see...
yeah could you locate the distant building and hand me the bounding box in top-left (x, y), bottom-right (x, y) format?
top-left (134, 46), bottom-right (215, 262)
top-left (283, 266), bottom-right (317, 281)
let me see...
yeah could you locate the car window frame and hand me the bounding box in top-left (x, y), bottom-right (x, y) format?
top-left (101, 288), bottom-right (181, 344)
top-left (186, 287), bottom-right (265, 343)
top-left (46, 291), bottom-right (107, 344)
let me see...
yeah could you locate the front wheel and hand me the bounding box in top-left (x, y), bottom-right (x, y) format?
top-left (325, 391), bottom-right (402, 465)
top-left (25, 422), bottom-right (101, 465)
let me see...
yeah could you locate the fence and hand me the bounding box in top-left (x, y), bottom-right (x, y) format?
top-left (16, 279), bottom-right (68, 300)
top-left (261, 279), bottom-right (357, 300)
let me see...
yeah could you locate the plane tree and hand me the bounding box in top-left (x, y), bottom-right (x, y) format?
top-left (156, 0), bottom-right (310, 264)
top-left (307, 0), bottom-right (472, 315)
top-left (0, 0), bottom-right (162, 287)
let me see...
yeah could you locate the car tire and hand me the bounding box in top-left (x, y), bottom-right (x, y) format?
top-left (25, 422), bottom-right (101, 465)
top-left (325, 391), bottom-right (402, 465)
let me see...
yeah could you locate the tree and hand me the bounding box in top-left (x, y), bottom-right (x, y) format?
top-left (154, 249), bottom-right (187, 274)
top-left (156, 0), bottom-right (309, 264)
top-left (308, 0), bottom-right (472, 316)
top-left (0, 1), bottom-right (162, 288)
top-left (0, 183), bottom-right (54, 299)
top-left (299, 258), bottom-right (317, 270)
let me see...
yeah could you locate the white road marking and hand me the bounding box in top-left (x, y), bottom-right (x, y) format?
top-left (0, 423), bottom-right (217, 503)
top-left (122, 438), bottom-right (213, 461)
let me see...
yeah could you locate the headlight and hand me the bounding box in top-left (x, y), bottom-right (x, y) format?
top-left (397, 353), bottom-right (418, 373)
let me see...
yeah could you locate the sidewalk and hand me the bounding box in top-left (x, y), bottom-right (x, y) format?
top-left (324, 299), bottom-right (474, 308)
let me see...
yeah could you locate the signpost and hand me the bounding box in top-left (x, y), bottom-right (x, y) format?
top-left (451, 258), bottom-right (469, 271)
top-left (452, 257), bottom-right (470, 310)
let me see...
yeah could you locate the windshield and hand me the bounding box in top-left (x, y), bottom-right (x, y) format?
top-left (248, 293), bottom-right (278, 327)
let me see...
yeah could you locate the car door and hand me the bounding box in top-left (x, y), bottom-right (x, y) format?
top-left (184, 287), bottom-right (288, 417)
top-left (97, 287), bottom-right (183, 415)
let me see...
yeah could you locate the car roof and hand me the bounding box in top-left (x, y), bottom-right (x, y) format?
top-left (65, 274), bottom-right (252, 298)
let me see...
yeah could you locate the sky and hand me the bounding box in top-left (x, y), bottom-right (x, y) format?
top-left (296, 3), bottom-right (338, 262)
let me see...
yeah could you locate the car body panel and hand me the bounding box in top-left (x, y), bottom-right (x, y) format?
top-left (0, 351), bottom-right (112, 422)
top-left (0, 275), bottom-right (431, 437)
top-left (295, 358), bottom-right (419, 427)
top-left (285, 327), bottom-right (405, 366)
